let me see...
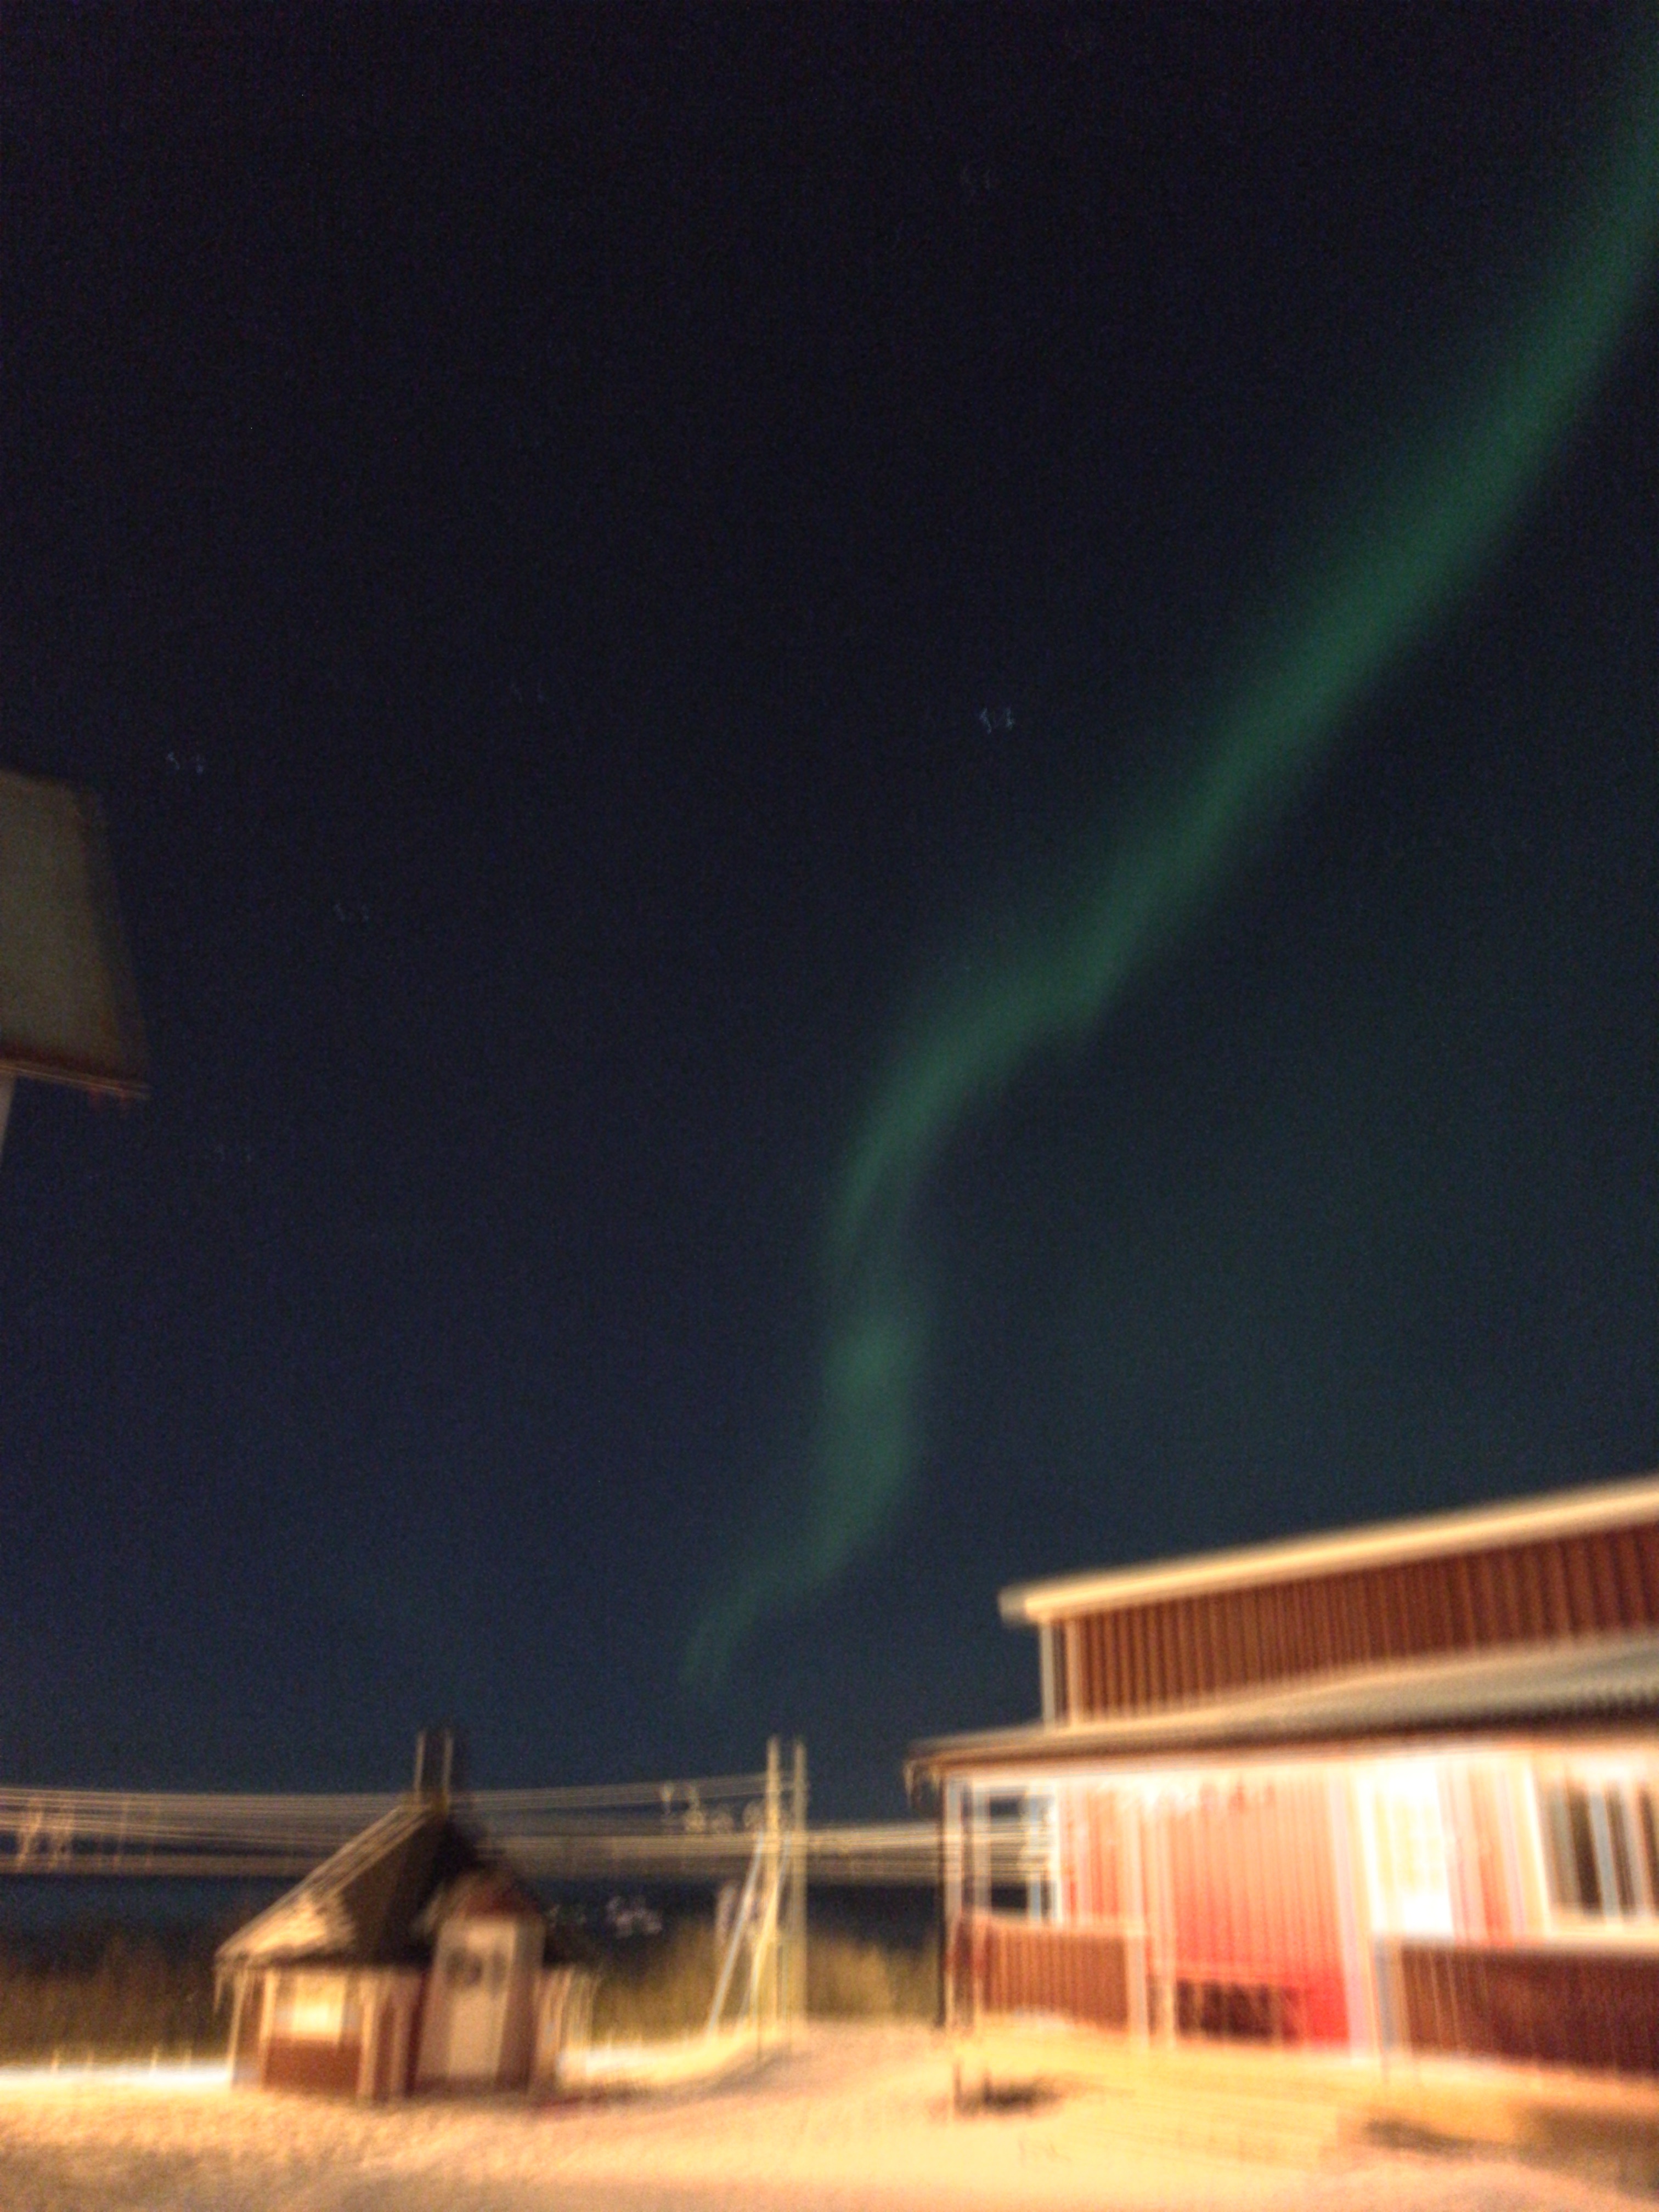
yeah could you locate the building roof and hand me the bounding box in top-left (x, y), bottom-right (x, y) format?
top-left (909, 1628), bottom-right (1659, 1781)
top-left (411, 1865), bottom-right (543, 1934)
top-left (216, 1799), bottom-right (537, 1970)
top-left (998, 1471), bottom-right (1659, 1625)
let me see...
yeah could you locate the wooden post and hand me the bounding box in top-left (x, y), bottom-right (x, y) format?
top-left (936, 1784), bottom-right (949, 2030)
top-left (761, 1737), bottom-right (781, 2053)
top-left (789, 1739), bottom-right (808, 2036)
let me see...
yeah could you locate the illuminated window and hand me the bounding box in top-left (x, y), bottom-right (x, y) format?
top-left (1367, 1768), bottom-right (1453, 1936)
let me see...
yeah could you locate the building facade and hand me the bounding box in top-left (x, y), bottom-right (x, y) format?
top-left (911, 1475), bottom-right (1659, 2077)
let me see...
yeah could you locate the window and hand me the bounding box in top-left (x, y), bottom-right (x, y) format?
top-left (1609, 1798), bottom-right (1638, 1915)
top-left (1366, 1767), bottom-right (1454, 1937)
top-left (273, 1973), bottom-right (347, 2039)
top-left (1539, 1779), bottom-right (1658, 1919)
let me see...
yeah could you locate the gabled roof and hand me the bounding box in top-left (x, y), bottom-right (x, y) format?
top-left (411, 1865), bottom-right (544, 1937)
top-left (216, 1800), bottom-right (534, 1970)
top-left (909, 1628), bottom-right (1659, 1779)
top-left (998, 1471), bottom-right (1659, 1624)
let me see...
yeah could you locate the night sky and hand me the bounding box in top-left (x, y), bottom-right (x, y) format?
top-left (2, 9), bottom-right (1655, 1818)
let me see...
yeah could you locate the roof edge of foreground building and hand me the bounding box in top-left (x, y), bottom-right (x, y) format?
top-left (999, 1468), bottom-right (1659, 1624)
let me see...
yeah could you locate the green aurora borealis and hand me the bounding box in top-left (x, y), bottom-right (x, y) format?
top-left (686, 30), bottom-right (1659, 1687)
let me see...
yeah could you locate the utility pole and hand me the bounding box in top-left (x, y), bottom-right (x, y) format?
top-left (789, 1738), bottom-right (808, 2036)
top-left (760, 1737), bottom-right (781, 2055)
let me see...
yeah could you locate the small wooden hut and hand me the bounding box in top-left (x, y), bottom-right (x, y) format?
top-left (217, 1795), bottom-right (574, 2097)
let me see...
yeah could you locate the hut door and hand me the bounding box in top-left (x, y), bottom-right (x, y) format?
top-left (442, 1933), bottom-right (512, 2080)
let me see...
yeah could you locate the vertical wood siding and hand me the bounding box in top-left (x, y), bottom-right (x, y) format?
top-left (261, 2035), bottom-right (363, 2094)
top-left (1161, 1774), bottom-right (1350, 2045)
top-left (1397, 1943), bottom-right (1659, 2077)
top-left (953, 1914), bottom-right (1130, 2030)
top-left (1051, 1522), bottom-right (1659, 1720)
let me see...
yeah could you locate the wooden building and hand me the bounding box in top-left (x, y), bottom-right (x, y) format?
top-left (217, 1797), bottom-right (584, 2097)
top-left (910, 1473), bottom-right (1659, 2078)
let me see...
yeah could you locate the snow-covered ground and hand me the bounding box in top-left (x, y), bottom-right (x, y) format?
top-left (0, 2025), bottom-right (1644, 2211)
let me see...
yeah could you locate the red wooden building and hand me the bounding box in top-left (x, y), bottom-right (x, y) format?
top-left (910, 1473), bottom-right (1659, 2077)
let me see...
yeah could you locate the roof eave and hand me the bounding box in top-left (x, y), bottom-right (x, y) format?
top-left (913, 1702), bottom-right (1659, 1779)
top-left (999, 1470), bottom-right (1659, 1624)
top-left (911, 1632), bottom-right (1659, 1775)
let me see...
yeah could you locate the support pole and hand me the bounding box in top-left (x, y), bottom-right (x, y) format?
top-left (762, 1738), bottom-right (781, 2054)
top-left (789, 1738), bottom-right (808, 2036)
top-left (936, 1785), bottom-right (949, 2030)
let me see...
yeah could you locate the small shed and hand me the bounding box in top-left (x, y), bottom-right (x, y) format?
top-left (217, 1796), bottom-right (572, 2097)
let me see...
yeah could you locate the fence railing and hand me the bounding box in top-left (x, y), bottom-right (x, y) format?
top-left (0, 1782), bottom-right (1024, 1888)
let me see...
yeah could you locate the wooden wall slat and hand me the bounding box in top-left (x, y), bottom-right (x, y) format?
top-left (1543, 1539), bottom-right (1573, 1637)
top-left (1385, 1564), bottom-right (1410, 1660)
top-left (1183, 1595), bottom-right (1203, 1701)
top-left (1451, 1552), bottom-right (1477, 1643)
top-left (1224, 1588), bottom-right (1249, 1695)
top-left (1245, 1588), bottom-right (1264, 1688)
top-left (1282, 1581), bottom-right (1303, 1679)
top-left (1328, 1573), bottom-right (1353, 1669)
top-left (1611, 1528), bottom-right (1647, 1624)
top-left (1429, 1553), bottom-right (1458, 1651)
top-left (1564, 1536), bottom-right (1597, 1633)
top-left (1361, 1571), bottom-right (1387, 1669)
top-left (1159, 1599), bottom-right (1181, 1705)
top-left (1210, 1592), bottom-right (1234, 1701)
top-left (1587, 1531), bottom-right (1622, 1629)
top-left (1305, 1579), bottom-right (1329, 1672)
top-left (1638, 1526), bottom-right (1659, 1617)
top-left (1474, 1549), bottom-right (1506, 1642)
top-left (1146, 1602), bottom-right (1168, 1707)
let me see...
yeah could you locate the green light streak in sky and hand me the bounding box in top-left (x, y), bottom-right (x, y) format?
top-left (686, 33), bottom-right (1659, 1688)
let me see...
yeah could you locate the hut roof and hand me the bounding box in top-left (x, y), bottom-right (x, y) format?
top-left (216, 1801), bottom-right (535, 1970)
top-left (412, 1865), bottom-right (545, 1935)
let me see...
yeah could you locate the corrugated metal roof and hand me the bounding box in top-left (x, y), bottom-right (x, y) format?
top-left (910, 1629), bottom-right (1659, 1777)
top-left (998, 1470), bottom-right (1659, 1623)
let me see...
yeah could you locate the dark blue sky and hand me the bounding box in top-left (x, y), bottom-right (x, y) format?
top-left (2, 8), bottom-right (1654, 1816)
